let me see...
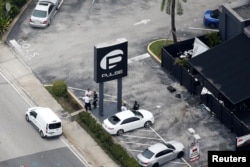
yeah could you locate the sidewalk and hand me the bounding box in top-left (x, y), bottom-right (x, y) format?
top-left (0, 42), bottom-right (118, 167)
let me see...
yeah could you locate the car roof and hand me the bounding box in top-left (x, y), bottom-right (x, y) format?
top-left (148, 143), bottom-right (168, 153)
top-left (114, 110), bottom-right (135, 120)
top-left (35, 1), bottom-right (52, 11)
top-left (31, 107), bottom-right (61, 123)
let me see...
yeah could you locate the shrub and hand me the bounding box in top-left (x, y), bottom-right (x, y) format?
top-left (52, 80), bottom-right (67, 97)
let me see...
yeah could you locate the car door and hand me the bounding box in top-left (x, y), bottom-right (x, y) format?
top-left (48, 4), bottom-right (55, 21)
top-left (155, 149), bottom-right (175, 165)
top-left (121, 117), bottom-right (141, 132)
top-left (29, 111), bottom-right (38, 128)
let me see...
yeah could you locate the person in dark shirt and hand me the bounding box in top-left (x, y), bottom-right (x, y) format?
top-left (132, 101), bottom-right (140, 111)
top-left (92, 91), bottom-right (98, 109)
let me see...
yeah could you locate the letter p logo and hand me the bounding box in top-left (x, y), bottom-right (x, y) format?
top-left (100, 49), bottom-right (123, 70)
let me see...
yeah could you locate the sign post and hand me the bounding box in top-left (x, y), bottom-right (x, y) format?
top-left (94, 38), bottom-right (128, 116)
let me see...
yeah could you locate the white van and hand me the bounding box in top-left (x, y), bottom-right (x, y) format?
top-left (25, 107), bottom-right (62, 138)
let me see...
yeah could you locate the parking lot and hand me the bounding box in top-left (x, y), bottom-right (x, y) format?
top-left (7, 0), bottom-right (235, 166)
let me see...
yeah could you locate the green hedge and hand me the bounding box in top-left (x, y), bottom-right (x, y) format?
top-left (77, 112), bottom-right (140, 167)
top-left (0, 0), bottom-right (27, 36)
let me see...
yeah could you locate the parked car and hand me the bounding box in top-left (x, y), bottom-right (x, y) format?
top-left (25, 107), bottom-right (63, 138)
top-left (29, 0), bottom-right (62, 28)
top-left (203, 9), bottom-right (220, 28)
top-left (102, 109), bottom-right (154, 136)
top-left (137, 141), bottom-right (184, 167)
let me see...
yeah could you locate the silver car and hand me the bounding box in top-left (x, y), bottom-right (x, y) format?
top-left (137, 141), bottom-right (184, 167)
top-left (29, 0), bottom-right (62, 28)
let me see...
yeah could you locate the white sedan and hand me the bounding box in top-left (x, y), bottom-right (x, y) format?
top-left (102, 109), bottom-right (154, 136)
top-left (29, 0), bottom-right (63, 28)
top-left (137, 141), bottom-right (185, 167)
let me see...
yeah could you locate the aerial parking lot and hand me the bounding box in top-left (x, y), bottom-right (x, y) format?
top-left (7, 0), bottom-right (235, 166)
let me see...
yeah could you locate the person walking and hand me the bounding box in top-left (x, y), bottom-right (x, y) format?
top-left (80, 94), bottom-right (92, 111)
top-left (132, 101), bottom-right (140, 111)
top-left (92, 91), bottom-right (98, 109)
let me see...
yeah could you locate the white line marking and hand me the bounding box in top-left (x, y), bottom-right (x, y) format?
top-left (128, 53), bottom-right (150, 64)
top-left (188, 27), bottom-right (219, 32)
top-left (134, 19), bottom-right (151, 26)
top-left (181, 157), bottom-right (192, 167)
top-left (120, 141), bottom-right (151, 146)
top-left (123, 134), bottom-right (162, 140)
top-left (149, 127), bottom-right (167, 143)
top-left (9, 39), bottom-right (25, 57)
top-left (127, 149), bottom-right (143, 153)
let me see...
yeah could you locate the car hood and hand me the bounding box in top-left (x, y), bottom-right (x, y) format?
top-left (138, 109), bottom-right (153, 119)
top-left (103, 118), bottom-right (116, 128)
top-left (167, 140), bottom-right (184, 151)
top-left (137, 152), bottom-right (152, 164)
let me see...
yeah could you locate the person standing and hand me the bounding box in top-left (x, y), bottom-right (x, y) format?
top-left (121, 103), bottom-right (127, 111)
top-left (132, 101), bottom-right (140, 111)
top-left (85, 88), bottom-right (92, 97)
top-left (80, 94), bottom-right (92, 111)
top-left (92, 91), bottom-right (98, 109)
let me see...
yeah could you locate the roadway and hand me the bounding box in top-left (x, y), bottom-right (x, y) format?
top-left (0, 73), bottom-right (86, 167)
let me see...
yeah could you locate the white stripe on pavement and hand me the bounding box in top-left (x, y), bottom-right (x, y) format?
top-left (128, 53), bottom-right (150, 64)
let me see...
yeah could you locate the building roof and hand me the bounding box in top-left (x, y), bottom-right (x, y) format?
top-left (189, 33), bottom-right (250, 105)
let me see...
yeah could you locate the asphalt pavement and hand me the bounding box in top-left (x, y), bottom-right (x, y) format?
top-left (0, 42), bottom-right (118, 167)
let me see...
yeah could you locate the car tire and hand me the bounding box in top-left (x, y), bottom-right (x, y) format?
top-left (117, 129), bottom-right (124, 136)
top-left (144, 121), bottom-right (152, 128)
top-left (209, 23), bottom-right (216, 29)
top-left (40, 131), bottom-right (44, 138)
top-left (152, 163), bottom-right (159, 167)
top-left (177, 151), bottom-right (184, 158)
top-left (25, 115), bottom-right (30, 122)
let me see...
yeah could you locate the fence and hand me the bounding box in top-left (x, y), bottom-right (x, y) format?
top-left (162, 45), bottom-right (250, 140)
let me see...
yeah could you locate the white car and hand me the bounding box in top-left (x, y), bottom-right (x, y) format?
top-left (102, 109), bottom-right (154, 136)
top-left (137, 141), bottom-right (185, 167)
top-left (29, 0), bottom-right (62, 27)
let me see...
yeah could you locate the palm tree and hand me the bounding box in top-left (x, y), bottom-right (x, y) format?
top-left (161, 0), bottom-right (187, 43)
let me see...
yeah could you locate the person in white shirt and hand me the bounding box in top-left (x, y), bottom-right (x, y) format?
top-left (121, 103), bottom-right (127, 111)
top-left (81, 94), bottom-right (92, 111)
top-left (85, 88), bottom-right (92, 97)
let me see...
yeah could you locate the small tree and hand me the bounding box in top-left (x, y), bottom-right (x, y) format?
top-left (161, 0), bottom-right (187, 43)
top-left (52, 80), bottom-right (67, 97)
top-left (205, 32), bottom-right (221, 48)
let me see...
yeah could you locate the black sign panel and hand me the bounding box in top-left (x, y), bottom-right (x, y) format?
top-left (94, 38), bottom-right (128, 83)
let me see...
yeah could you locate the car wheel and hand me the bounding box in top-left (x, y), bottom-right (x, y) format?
top-left (152, 163), bottom-right (159, 167)
top-left (144, 121), bottom-right (152, 128)
top-left (177, 151), bottom-right (184, 158)
top-left (117, 129), bottom-right (124, 136)
top-left (40, 131), bottom-right (44, 138)
top-left (25, 115), bottom-right (29, 122)
top-left (209, 23), bottom-right (216, 29)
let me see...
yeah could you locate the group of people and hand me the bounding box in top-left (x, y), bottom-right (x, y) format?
top-left (80, 88), bottom-right (98, 111)
top-left (121, 101), bottom-right (140, 112)
top-left (81, 88), bottom-right (140, 112)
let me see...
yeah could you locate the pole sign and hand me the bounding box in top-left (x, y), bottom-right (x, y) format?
top-left (94, 38), bottom-right (128, 83)
top-left (189, 142), bottom-right (200, 162)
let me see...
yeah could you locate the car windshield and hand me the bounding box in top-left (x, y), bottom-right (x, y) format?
top-left (210, 9), bottom-right (219, 19)
top-left (141, 149), bottom-right (154, 159)
top-left (33, 9), bottom-right (47, 18)
top-left (108, 115), bottom-right (121, 125)
top-left (49, 122), bottom-right (61, 129)
top-left (132, 110), bottom-right (143, 118)
top-left (164, 143), bottom-right (175, 150)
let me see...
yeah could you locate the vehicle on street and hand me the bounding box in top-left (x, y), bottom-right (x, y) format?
top-left (102, 109), bottom-right (154, 136)
top-left (29, 0), bottom-right (62, 28)
top-left (136, 141), bottom-right (184, 167)
top-left (25, 107), bottom-right (63, 138)
top-left (203, 9), bottom-right (220, 28)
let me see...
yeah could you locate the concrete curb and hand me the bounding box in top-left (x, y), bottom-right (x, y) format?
top-left (147, 39), bottom-right (167, 64)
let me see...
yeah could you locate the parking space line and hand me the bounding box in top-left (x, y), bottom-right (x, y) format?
top-left (127, 149), bottom-right (143, 153)
top-left (123, 134), bottom-right (163, 141)
top-left (120, 141), bottom-right (151, 146)
top-left (150, 127), bottom-right (167, 143)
